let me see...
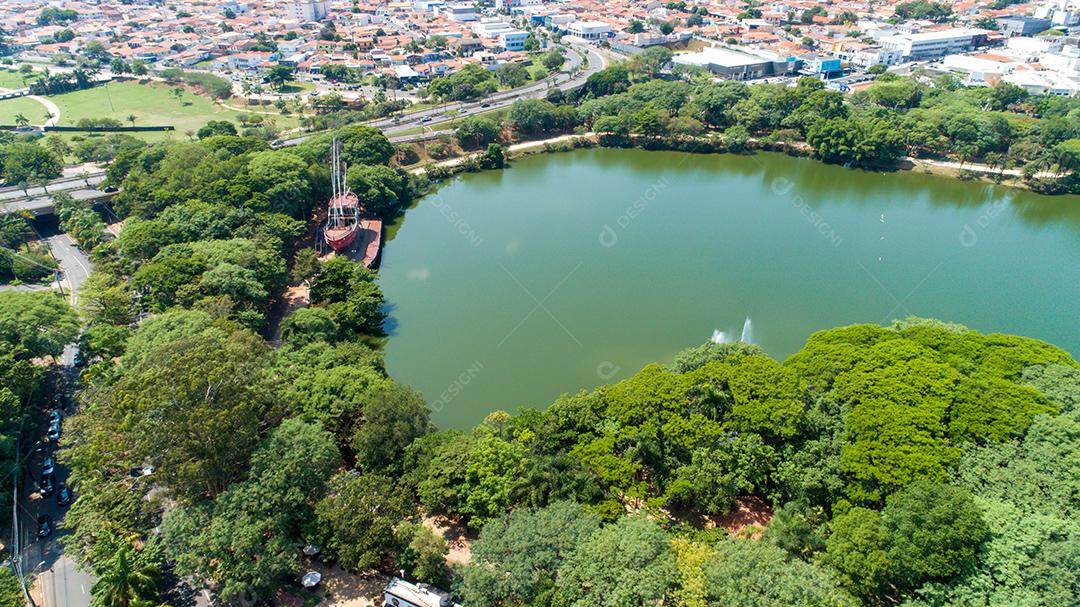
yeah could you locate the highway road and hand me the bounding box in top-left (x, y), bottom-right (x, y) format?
top-left (277, 43), bottom-right (607, 147)
top-left (0, 44), bottom-right (607, 216)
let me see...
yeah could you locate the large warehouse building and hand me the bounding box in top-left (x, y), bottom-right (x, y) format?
top-left (672, 46), bottom-right (799, 80)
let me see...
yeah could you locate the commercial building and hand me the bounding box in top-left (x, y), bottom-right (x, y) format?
top-left (286, 0), bottom-right (329, 22)
top-left (996, 16), bottom-right (1053, 38)
top-left (499, 29), bottom-right (529, 51)
top-left (880, 28), bottom-right (990, 60)
top-left (672, 46), bottom-right (799, 80)
top-left (443, 3), bottom-right (477, 22)
top-left (567, 20), bottom-right (611, 40)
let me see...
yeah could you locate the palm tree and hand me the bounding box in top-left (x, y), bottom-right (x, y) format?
top-left (90, 546), bottom-right (160, 607)
top-left (13, 113), bottom-right (29, 127)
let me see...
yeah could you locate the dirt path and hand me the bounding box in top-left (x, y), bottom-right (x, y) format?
top-left (409, 133), bottom-right (598, 174)
top-left (27, 95), bottom-right (60, 126)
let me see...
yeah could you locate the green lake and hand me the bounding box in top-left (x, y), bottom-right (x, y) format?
top-left (379, 148), bottom-right (1080, 428)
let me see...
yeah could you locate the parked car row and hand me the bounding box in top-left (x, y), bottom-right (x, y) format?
top-left (35, 393), bottom-right (74, 538)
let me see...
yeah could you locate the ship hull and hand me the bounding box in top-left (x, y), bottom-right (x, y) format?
top-left (324, 224), bottom-right (359, 252)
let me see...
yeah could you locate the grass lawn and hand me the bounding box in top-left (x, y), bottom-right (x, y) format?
top-left (278, 81), bottom-right (315, 94)
top-left (0, 96), bottom-right (51, 125)
top-left (0, 80), bottom-right (300, 140)
top-left (0, 68), bottom-right (36, 90)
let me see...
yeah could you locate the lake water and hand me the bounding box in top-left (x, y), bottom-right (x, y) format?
top-left (379, 148), bottom-right (1080, 428)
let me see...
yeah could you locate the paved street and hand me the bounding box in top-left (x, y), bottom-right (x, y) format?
top-left (39, 557), bottom-right (93, 607)
top-left (36, 220), bottom-right (91, 306)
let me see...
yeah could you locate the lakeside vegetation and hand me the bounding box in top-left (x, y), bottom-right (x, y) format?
top-left (420, 57), bottom-right (1080, 194)
top-left (10, 117), bottom-right (1069, 607)
top-left (2, 48), bottom-right (1079, 607)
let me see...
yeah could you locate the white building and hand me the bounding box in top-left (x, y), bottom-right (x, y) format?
top-left (880, 28), bottom-right (989, 60)
top-left (499, 30), bottom-right (530, 51)
top-left (567, 20), bottom-right (612, 40)
top-left (286, 0), bottom-right (329, 21)
top-left (474, 18), bottom-right (515, 37)
top-left (384, 578), bottom-right (458, 607)
top-left (1003, 70), bottom-right (1080, 95)
top-left (848, 47), bottom-right (903, 68)
top-left (443, 3), bottom-right (477, 22)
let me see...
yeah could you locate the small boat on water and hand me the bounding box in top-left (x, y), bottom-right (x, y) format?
top-left (323, 140), bottom-right (360, 253)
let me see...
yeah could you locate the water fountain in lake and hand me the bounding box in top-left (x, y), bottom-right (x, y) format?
top-left (710, 317), bottom-right (753, 344)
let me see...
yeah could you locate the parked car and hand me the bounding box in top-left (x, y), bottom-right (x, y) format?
top-left (47, 420), bottom-right (61, 441)
top-left (56, 485), bottom-right (72, 507)
top-left (49, 410), bottom-right (62, 425)
top-left (420, 116), bottom-right (432, 123)
top-left (41, 457), bottom-right (55, 477)
top-left (37, 515), bottom-right (52, 538)
top-left (40, 474), bottom-right (54, 496)
top-left (72, 349), bottom-right (85, 367)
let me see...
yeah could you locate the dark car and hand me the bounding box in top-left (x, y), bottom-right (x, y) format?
top-left (40, 474), bottom-right (54, 496)
top-left (37, 515), bottom-right (52, 538)
top-left (56, 485), bottom-right (72, 506)
top-left (72, 349), bottom-right (85, 367)
top-left (49, 410), bottom-right (62, 425)
top-left (47, 420), bottom-right (61, 442)
top-left (41, 457), bottom-right (55, 477)
top-left (480, 102), bottom-right (491, 108)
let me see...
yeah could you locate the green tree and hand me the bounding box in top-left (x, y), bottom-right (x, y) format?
top-left (196, 120), bottom-right (237, 139)
top-left (881, 481), bottom-right (989, 590)
top-left (496, 62), bottom-right (529, 88)
top-left (821, 507), bottom-right (892, 600)
top-left (350, 383), bottom-right (431, 473)
top-left (508, 99), bottom-right (558, 135)
top-left (585, 65), bottom-right (630, 97)
top-left (280, 307), bottom-right (338, 347)
top-left (0, 291), bottom-right (78, 359)
top-left (456, 116), bottom-right (501, 149)
top-left (162, 419), bottom-right (340, 599)
top-left (91, 331), bottom-right (279, 500)
top-left (461, 501), bottom-right (601, 606)
top-left (0, 567), bottom-right (23, 607)
top-left (90, 545), bottom-right (161, 607)
top-left (397, 522), bottom-right (449, 586)
top-left (265, 65), bottom-right (295, 91)
top-left (247, 151), bottom-right (312, 217)
top-left (556, 516), bottom-right (676, 607)
top-left (704, 538), bottom-right (855, 606)
top-left (3, 142), bottom-right (62, 189)
top-left (314, 471), bottom-right (413, 571)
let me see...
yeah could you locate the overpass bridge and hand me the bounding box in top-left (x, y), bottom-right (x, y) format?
top-left (0, 187), bottom-right (115, 217)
